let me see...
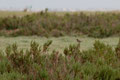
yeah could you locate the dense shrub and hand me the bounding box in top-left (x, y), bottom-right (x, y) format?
top-left (0, 40), bottom-right (119, 79)
top-left (0, 11), bottom-right (120, 37)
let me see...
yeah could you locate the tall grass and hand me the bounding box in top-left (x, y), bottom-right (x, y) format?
top-left (0, 11), bottom-right (120, 37)
top-left (0, 11), bottom-right (32, 18)
top-left (0, 39), bottom-right (120, 80)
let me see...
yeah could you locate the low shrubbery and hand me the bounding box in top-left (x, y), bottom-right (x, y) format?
top-left (0, 40), bottom-right (120, 80)
top-left (0, 11), bottom-right (120, 37)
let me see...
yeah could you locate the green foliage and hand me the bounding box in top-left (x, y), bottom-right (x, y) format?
top-left (0, 12), bottom-right (120, 37)
top-left (0, 72), bottom-right (27, 80)
top-left (96, 65), bottom-right (120, 80)
top-left (43, 40), bottom-right (52, 52)
top-left (0, 58), bottom-right (12, 74)
top-left (0, 40), bottom-right (119, 80)
top-left (81, 61), bottom-right (96, 80)
top-left (116, 38), bottom-right (120, 59)
top-left (88, 26), bottom-right (112, 38)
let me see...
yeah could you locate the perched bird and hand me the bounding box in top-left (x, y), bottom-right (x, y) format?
top-left (76, 39), bottom-right (82, 49)
top-left (76, 39), bottom-right (82, 43)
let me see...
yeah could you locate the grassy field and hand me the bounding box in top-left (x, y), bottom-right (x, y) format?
top-left (0, 11), bottom-right (120, 80)
top-left (0, 36), bottom-right (119, 52)
top-left (0, 10), bottom-right (120, 17)
top-left (0, 36), bottom-right (120, 80)
top-left (0, 11), bottom-right (32, 18)
top-left (0, 11), bottom-right (95, 17)
top-left (0, 11), bottom-right (75, 17)
top-left (1, 11), bottom-right (120, 38)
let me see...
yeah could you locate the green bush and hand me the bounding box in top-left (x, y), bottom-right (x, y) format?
top-left (0, 11), bottom-right (120, 37)
top-left (0, 72), bottom-right (27, 80)
top-left (0, 40), bottom-right (119, 79)
top-left (96, 65), bottom-right (120, 80)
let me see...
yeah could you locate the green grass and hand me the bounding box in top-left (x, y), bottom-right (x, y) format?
top-left (1, 11), bottom-right (120, 38)
top-left (0, 11), bottom-right (95, 17)
top-left (0, 36), bottom-right (119, 52)
top-left (0, 11), bottom-right (32, 18)
top-left (0, 10), bottom-right (119, 17)
top-left (0, 37), bottom-right (120, 80)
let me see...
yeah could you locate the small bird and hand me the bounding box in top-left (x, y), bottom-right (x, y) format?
top-left (76, 39), bottom-right (82, 43)
top-left (76, 39), bottom-right (82, 49)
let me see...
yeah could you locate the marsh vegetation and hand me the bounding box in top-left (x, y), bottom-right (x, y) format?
top-left (0, 11), bottom-right (120, 80)
top-left (0, 11), bottom-right (120, 38)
